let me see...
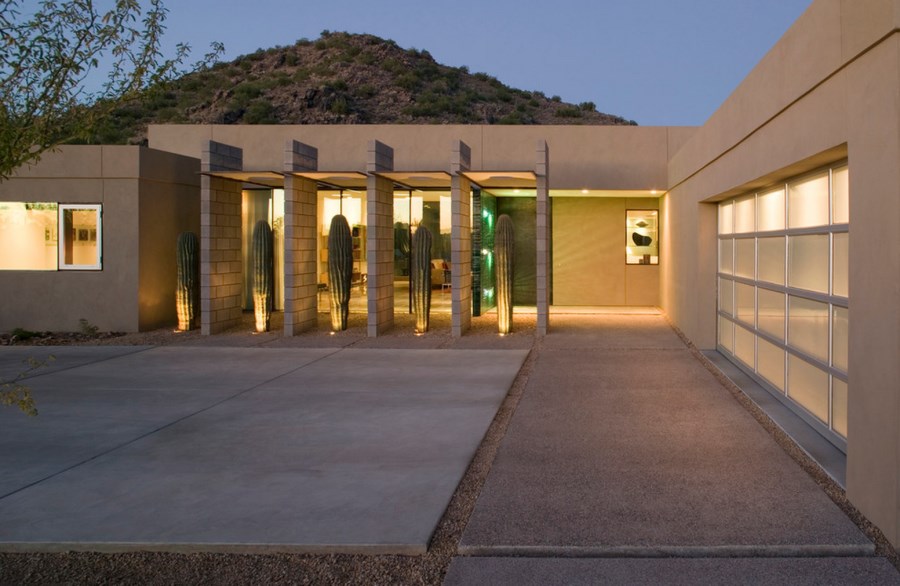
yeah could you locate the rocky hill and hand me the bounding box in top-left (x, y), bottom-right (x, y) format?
top-left (89, 31), bottom-right (636, 144)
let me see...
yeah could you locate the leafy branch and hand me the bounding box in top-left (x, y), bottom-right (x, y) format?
top-left (0, 355), bottom-right (55, 417)
top-left (0, 0), bottom-right (223, 178)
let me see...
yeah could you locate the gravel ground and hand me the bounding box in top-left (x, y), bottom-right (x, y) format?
top-left (2, 313), bottom-right (898, 583)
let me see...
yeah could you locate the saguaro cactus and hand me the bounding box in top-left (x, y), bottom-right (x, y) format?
top-left (411, 226), bottom-right (433, 333)
top-left (496, 214), bottom-right (514, 334)
top-left (175, 231), bottom-right (199, 331)
top-left (327, 214), bottom-right (353, 331)
top-left (252, 220), bottom-right (274, 333)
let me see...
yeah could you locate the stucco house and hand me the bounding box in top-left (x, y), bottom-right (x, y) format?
top-left (1, 0), bottom-right (899, 553)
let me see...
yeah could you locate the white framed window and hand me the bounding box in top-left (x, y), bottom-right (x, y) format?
top-left (59, 204), bottom-right (102, 270)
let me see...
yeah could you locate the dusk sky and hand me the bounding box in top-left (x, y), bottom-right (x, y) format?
top-left (161, 0), bottom-right (813, 126)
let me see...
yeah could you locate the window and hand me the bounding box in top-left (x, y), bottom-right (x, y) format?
top-left (0, 202), bottom-right (58, 270)
top-left (59, 205), bottom-right (102, 270)
top-left (717, 162), bottom-right (848, 446)
top-left (626, 210), bottom-right (659, 264)
top-left (0, 202), bottom-right (101, 270)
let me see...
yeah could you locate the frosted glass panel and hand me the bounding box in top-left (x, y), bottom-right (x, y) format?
top-left (788, 172), bottom-right (829, 228)
top-left (719, 278), bottom-right (734, 316)
top-left (757, 289), bottom-right (785, 340)
top-left (832, 377), bottom-right (848, 438)
top-left (718, 316), bottom-right (734, 353)
top-left (832, 306), bottom-right (848, 372)
top-left (734, 194), bottom-right (755, 233)
top-left (757, 187), bottom-right (785, 231)
top-left (788, 235), bottom-right (829, 293)
top-left (719, 238), bottom-right (733, 275)
top-left (735, 325), bottom-right (755, 368)
top-left (735, 238), bottom-right (755, 279)
top-left (832, 166), bottom-right (849, 224)
top-left (833, 232), bottom-right (848, 297)
top-left (757, 237), bottom-right (785, 285)
top-left (788, 355), bottom-right (829, 423)
top-left (735, 283), bottom-right (755, 326)
top-left (789, 296), bottom-right (829, 361)
top-left (718, 202), bottom-right (733, 234)
top-left (757, 337), bottom-right (785, 391)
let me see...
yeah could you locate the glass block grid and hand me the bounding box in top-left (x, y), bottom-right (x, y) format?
top-left (717, 163), bottom-right (848, 447)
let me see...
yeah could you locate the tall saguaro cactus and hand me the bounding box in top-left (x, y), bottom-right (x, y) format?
top-left (496, 214), bottom-right (515, 334)
top-left (327, 214), bottom-right (353, 331)
top-left (175, 231), bottom-right (199, 331)
top-left (252, 220), bottom-right (274, 333)
top-left (411, 226), bottom-right (433, 333)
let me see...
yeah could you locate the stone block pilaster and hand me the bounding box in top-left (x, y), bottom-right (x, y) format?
top-left (200, 141), bottom-right (243, 335)
top-left (536, 140), bottom-right (551, 336)
top-left (451, 141), bottom-right (472, 337)
top-left (283, 140), bottom-right (318, 336)
top-left (366, 140), bottom-right (394, 337)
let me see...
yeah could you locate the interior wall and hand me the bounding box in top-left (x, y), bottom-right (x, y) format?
top-left (496, 197), bottom-right (536, 305)
top-left (552, 197), bottom-right (660, 306)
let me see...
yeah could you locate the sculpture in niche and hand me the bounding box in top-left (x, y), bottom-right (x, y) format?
top-left (632, 232), bottom-right (653, 246)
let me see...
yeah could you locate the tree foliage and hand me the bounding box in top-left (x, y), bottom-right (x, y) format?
top-left (0, 0), bottom-right (222, 178)
top-left (1, 355), bottom-right (54, 417)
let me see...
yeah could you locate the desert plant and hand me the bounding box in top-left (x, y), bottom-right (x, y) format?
top-left (78, 318), bottom-right (99, 337)
top-left (175, 231), bottom-right (199, 331)
top-left (496, 214), bottom-right (514, 334)
top-left (327, 215), bottom-right (353, 331)
top-left (411, 226), bottom-right (433, 333)
top-left (252, 220), bottom-right (274, 333)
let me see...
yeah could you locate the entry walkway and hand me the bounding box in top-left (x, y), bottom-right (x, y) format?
top-left (446, 315), bottom-right (900, 584)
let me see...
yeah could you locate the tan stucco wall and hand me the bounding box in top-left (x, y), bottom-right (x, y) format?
top-left (552, 197), bottom-right (659, 306)
top-left (148, 124), bottom-right (688, 191)
top-left (663, 0), bottom-right (900, 546)
top-left (0, 146), bottom-right (199, 332)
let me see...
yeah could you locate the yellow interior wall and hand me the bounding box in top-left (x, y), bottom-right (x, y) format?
top-left (552, 197), bottom-right (660, 306)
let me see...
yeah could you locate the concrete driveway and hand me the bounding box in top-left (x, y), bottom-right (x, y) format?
top-left (0, 345), bottom-right (528, 554)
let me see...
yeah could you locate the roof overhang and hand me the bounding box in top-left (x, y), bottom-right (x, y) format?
top-left (374, 171), bottom-right (452, 190)
top-left (462, 171), bottom-right (537, 189)
top-left (200, 170), bottom-right (284, 188)
top-left (290, 171), bottom-right (368, 191)
top-left (549, 189), bottom-right (664, 198)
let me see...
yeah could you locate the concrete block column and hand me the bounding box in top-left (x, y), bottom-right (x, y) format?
top-left (200, 141), bottom-right (243, 335)
top-left (283, 140), bottom-right (319, 336)
top-left (451, 141), bottom-right (472, 337)
top-left (536, 140), bottom-right (551, 336)
top-left (366, 140), bottom-right (394, 337)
